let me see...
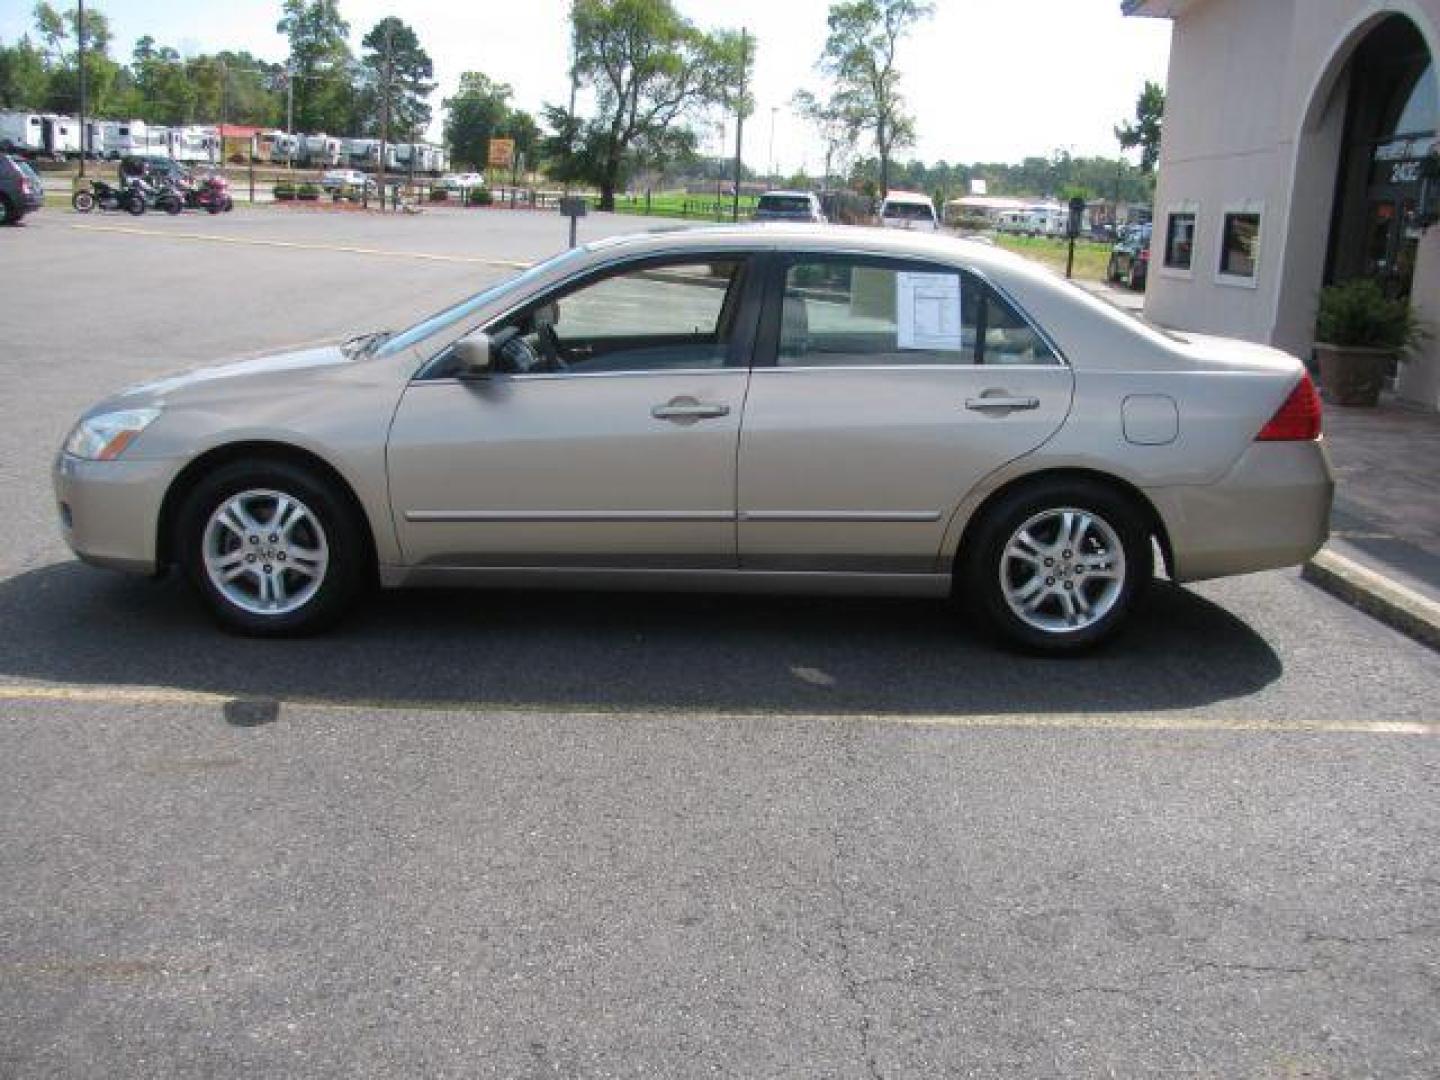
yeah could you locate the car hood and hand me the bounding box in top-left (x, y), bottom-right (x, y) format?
top-left (96, 344), bottom-right (361, 416)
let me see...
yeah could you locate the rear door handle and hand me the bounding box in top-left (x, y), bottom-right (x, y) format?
top-left (965, 395), bottom-right (1040, 412)
top-left (651, 399), bottom-right (730, 421)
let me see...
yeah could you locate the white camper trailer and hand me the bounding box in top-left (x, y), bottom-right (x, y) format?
top-left (0, 112), bottom-right (45, 153)
top-left (343, 138), bottom-right (380, 169)
top-left (300, 134), bottom-right (342, 167)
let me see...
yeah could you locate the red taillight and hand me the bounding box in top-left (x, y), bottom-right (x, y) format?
top-left (1256, 373), bottom-right (1322, 441)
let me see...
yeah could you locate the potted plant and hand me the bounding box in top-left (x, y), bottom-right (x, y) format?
top-left (466, 187), bottom-right (493, 207)
top-left (273, 180), bottom-right (296, 202)
top-left (1314, 278), bottom-right (1420, 407)
top-left (297, 182), bottom-right (320, 202)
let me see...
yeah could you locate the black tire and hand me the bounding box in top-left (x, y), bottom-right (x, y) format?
top-left (163, 195), bottom-right (182, 215)
top-left (0, 194), bottom-right (15, 225)
top-left (126, 193), bottom-right (146, 216)
top-left (961, 478), bottom-right (1152, 654)
top-left (72, 190), bottom-right (95, 213)
top-left (206, 201), bottom-right (221, 214)
top-left (223, 196), bottom-right (234, 212)
top-left (1106, 255), bottom-right (1120, 283)
top-left (176, 459), bottom-right (369, 636)
top-left (1128, 263), bottom-right (1144, 291)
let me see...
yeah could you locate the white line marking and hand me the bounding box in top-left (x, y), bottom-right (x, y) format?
top-left (69, 223), bottom-right (531, 268)
top-left (0, 684), bottom-right (1433, 736)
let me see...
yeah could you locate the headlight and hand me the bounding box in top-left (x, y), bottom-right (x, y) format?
top-left (64, 408), bottom-right (162, 460)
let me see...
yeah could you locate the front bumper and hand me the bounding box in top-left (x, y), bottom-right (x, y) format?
top-left (52, 453), bottom-right (176, 575)
top-left (1148, 440), bottom-right (1335, 583)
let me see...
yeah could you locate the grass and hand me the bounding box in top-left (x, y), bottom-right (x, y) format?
top-left (992, 234), bottom-right (1113, 284)
top-left (612, 190), bottom-right (759, 221)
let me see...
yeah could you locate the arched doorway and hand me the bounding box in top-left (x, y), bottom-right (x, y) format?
top-left (1326, 15), bottom-right (1437, 301)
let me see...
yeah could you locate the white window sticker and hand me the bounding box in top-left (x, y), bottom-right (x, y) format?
top-left (896, 272), bottom-right (962, 351)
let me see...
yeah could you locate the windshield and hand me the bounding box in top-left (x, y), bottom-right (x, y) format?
top-left (758, 195), bottom-right (812, 213)
top-left (883, 202), bottom-right (935, 221)
top-left (375, 247), bottom-right (587, 358)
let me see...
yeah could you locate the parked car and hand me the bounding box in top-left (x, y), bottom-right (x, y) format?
top-left (320, 168), bottom-right (376, 194)
top-left (0, 153), bottom-right (44, 224)
top-left (54, 225), bottom-right (1332, 652)
top-left (1108, 223), bottom-right (1152, 290)
top-left (753, 190), bottom-right (827, 223)
top-left (880, 190), bottom-right (940, 231)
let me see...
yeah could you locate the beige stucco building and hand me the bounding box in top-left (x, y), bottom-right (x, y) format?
top-left (1126, 0), bottom-right (1440, 409)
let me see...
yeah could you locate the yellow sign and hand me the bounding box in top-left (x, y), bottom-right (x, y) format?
top-left (487, 138), bottom-right (515, 168)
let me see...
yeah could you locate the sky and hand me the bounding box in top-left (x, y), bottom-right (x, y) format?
top-left (0, 0), bottom-right (1174, 172)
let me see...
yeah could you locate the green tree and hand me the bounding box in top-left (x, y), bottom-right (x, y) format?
top-left (31, 3), bottom-right (123, 117)
top-left (559, 0), bottom-right (750, 209)
top-left (814, 0), bottom-right (932, 197)
top-left (0, 35), bottom-right (51, 109)
top-left (358, 16), bottom-right (435, 138)
top-left (444, 71), bottom-right (514, 169)
top-left (277, 0), bottom-right (352, 133)
top-left (1115, 79), bottom-right (1165, 174)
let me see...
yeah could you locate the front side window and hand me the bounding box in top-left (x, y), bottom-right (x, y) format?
top-left (1164, 212), bottom-right (1196, 270)
top-left (1220, 212), bottom-right (1261, 278)
top-left (486, 258), bottom-right (747, 375)
top-left (777, 258), bottom-right (1058, 368)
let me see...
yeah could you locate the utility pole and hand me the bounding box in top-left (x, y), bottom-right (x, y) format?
top-left (730, 27), bottom-right (748, 223)
top-left (286, 62), bottom-right (294, 169)
top-left (77, 0), bottom-right (87, 177)
top-left (564, 4), bottom-right (578, 196)
top-left (768, 106), bottom-right (778, 185)
top-left (377, 19), bottom-right (393, 210)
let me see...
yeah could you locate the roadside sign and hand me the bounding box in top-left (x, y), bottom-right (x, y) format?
top-left (488, 138), bottom-right (515, 168)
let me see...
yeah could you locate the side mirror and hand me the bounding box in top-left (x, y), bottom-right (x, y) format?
top-left (453, 331), bottom-right (492, 377)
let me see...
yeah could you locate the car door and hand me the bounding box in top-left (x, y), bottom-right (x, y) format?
top-left (737, 253), bottom-right (1074, 572)
top-left (387, 253), bottom-right (760, 569)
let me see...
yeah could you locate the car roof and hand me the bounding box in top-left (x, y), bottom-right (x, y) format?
top-left (759, 190), bottom-right (816, 199)
top-left (880, 191), bottom-right (933, 205)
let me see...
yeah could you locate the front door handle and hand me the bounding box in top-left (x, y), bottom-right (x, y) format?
top-left (652, 398), bottom-right (731, 421)
top-left (965, 394), bottom-right (1040, 412)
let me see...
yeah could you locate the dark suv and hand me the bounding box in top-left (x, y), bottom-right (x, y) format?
top-left (1107, 223), bottom-right (1152, 290)
top-left (0, 155), bottom-right (44, 225)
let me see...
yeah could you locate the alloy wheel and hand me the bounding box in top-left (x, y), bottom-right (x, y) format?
top-left (202, 489), bottom-right (330, 616)
top-left (998, 508), bottom-right (1127, 634)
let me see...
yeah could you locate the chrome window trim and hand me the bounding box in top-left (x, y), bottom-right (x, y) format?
top-left (410, 367), bottom-right (745, 386)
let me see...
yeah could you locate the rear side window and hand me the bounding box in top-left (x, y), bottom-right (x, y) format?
top-left (777, 258), bottom-right (1059, 367)
top-left (758, 196), bottom-right (813, 213)
top-left (882, 201), bottom-right (936, 221)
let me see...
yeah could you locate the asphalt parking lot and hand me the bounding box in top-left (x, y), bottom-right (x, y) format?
top-left (3, 207), bottom-right (1439, 1078)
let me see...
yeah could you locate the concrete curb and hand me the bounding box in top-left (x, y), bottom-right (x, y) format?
top-left (1302, 549), bottom-right (1440, 652)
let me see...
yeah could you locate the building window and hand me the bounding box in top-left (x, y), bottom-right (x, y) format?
top-left (1219, 212), bottom-right (1261, 279)
top-left (1163, 212), bottom-right (1197, 270)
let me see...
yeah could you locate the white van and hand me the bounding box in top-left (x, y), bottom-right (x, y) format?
top-left (879, 190), bottom-right (939, 231)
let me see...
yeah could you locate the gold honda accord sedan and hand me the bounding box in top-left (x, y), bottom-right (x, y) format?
top-left (54, 225), bottom-right (1333, 651)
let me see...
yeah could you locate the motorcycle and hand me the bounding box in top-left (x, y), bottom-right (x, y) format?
top-left (72, 179), bottom-right (146, 216)
top-left (133, 177), bottom-right (184, 216)
top-left (173, 173), bottom-right (234, 214)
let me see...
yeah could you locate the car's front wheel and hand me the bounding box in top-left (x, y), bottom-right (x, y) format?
top-left (177, 460), bottom-right (367, 635)
top-left (963, 480), bottom-right (1151, 653)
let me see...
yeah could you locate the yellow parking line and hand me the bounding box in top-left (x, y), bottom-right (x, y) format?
top-left (68, 223), bottom-right (531, 268)
top-left (0, 683), bottom-right (1433, 736)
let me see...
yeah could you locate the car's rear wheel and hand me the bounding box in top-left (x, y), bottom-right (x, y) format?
top-left (72, 190), bottom-right (95, 213)
top-left (962, 479), bottom-right (1151, 653)
top-left (0, 194), bottom-right (15, 225)
top-left (177, 460), bottom-right (367, 636)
